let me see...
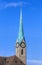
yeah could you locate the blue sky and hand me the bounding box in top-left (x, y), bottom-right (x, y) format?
top-left (0, 0), bottom-right (42, 65)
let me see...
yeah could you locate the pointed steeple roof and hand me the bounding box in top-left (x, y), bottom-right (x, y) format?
top-left (17, 8), bottom-right (25, 44)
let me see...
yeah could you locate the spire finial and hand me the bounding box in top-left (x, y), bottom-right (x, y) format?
top-left (20, 8), bottom-right (22, 25)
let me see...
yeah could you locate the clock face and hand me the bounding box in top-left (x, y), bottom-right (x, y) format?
top-left (16, 42), bottom-right (19, 48)
top-left (21, 42), bottom-right (26, 48)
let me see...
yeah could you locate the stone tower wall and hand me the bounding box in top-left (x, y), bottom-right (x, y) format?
top-left (16, 46), bottom-right (26, 64)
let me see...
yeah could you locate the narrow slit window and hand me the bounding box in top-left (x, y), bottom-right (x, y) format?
top-left (21, 49), bottom-right (23, 55)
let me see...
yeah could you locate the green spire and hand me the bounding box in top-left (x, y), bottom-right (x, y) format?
top-left (17, 8), bottom-right (25, 44)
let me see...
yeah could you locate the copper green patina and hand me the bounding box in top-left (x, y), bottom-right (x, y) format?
top-left (17, 9), bottom-right (25, 44)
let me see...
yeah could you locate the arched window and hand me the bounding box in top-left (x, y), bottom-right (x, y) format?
top-left (21, 49), bottom-right (23, 55)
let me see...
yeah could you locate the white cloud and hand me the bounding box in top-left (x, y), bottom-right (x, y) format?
top-left (27, 59), bottom-right (42, 65)
top-left (0, 2), bottom-right (29, 9)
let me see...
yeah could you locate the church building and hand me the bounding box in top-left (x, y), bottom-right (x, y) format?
top-left (0, 9), bottom-right (26, 65)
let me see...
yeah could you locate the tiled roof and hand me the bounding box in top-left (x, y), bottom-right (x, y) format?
top-left (0, 55), bottom-right (25, 65)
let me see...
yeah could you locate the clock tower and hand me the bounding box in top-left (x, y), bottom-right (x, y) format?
top-left (16, 9), bottom-right (26, 65)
